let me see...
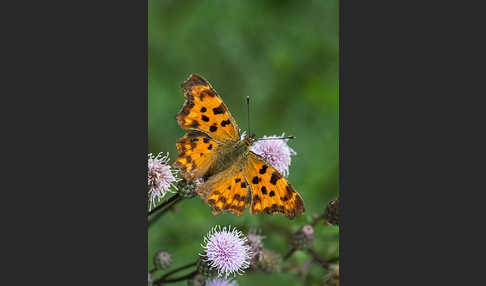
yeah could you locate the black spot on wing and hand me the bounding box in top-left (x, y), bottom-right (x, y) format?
top-left (269, 190), bottom-right (275, 197)
top-left (200, 107), bottom-right (207, 112)
top-left (240, 182), bottom-right (247, 188)
top-left (209, 125), bottom-right (218, 132)
top-left (221, 120), bottom-right (231, 127)
top-left (261, 186), bottom-right (267, 194)
top-left (235, 178), bottom-right (241, 183)
top-left (212, 104), bottom-right (225, 115)
top-left (201, 115), bottom-right (210, 122)
top-left (203, 138), bottom-right (209, 143)
top-left (270, 172), bottom-right (281, 185)
top-left (208, 144), bottom-right (213, 150)
top-left (252, 176), bottom-right (260, 184)
top-left (259, 165), bottom-right (268, 174)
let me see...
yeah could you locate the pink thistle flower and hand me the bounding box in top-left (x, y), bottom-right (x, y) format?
top-left (250, 133), bottom-right (297, 177)
top-left (201, 226), bottom-right (252, 278)
top-left (147, 152), bottom-right (180, 210)
top-left (205, 278), bottom-right (238, 286)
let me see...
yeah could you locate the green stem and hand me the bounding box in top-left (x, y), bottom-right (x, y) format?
top-left (283, 247), bottom-right (297, 260)
top-left (158, 270), bottom-right (198, 284)
top-left (149, 194), bottom-right (181, 216)
top-left (154, 261), bottom-right (197, 285)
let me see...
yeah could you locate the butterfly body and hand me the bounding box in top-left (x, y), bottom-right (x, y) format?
top-left (173, 74), bottom-right (305, 219)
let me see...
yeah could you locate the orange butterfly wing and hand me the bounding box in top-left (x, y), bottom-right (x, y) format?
top-left (243, 152), bottom-right (305, 219)
top-left (196, 161), bottom-right (251, 216)
top-left (176, 74), bottom-right (240, 142)
top-left (173, 131), bottom-right (220, 181)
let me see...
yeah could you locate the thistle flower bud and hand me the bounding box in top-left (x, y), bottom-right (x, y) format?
top-left (154, 250), bottom-right (172, 270)
top-left (326, 265), bottom-right (339, 286)
top-left (324, 198), bottom-right (340, 226)
top-left (292, 225), bottom-right (314, 249)
top-left (177, 178), bottom-right (202, 198)
top-left (148, 272), bottom-right (153, 286)
top-left (257, 249), bottom-right (282, 273)
top-left (187, 273), bottom-right (206, 286)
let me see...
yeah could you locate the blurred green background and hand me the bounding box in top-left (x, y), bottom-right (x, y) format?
top-left (149, 1), bottom-right (339, 285)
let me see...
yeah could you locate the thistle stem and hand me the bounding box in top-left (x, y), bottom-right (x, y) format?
top-left (154, 262), bottom-right (197, 285)
top-left (159, 270), bottom-right (198, 284)
top-left (307, 249), bottom-right (333, 270)
top-left (149, 193), bottom-right (181, 216)
top-left (148, 196), bottom-right (183, 226)
top-left (283, 247), bottom-right (297, 260)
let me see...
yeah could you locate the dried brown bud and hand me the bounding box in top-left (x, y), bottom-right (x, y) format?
top-left (292, 225), bottom-right (315, 249)
top-left (257, 249), bottom-right (282, 273)
top-left (324, 198), bottom-right (340, 226)
top-left (326, 265), bottom-right (339, 286)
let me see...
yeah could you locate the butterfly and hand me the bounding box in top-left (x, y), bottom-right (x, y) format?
top-left (173, 74), bottom-right (305, 219)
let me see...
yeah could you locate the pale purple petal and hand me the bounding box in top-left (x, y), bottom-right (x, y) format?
top-left (201, 226), bottom-right (252, 278)
top-left (147, 152), bottom-right (181, 210)
top-left (206, 278), bottom-right (238, 286)
top-left (250, 133), bottom-right (296, 177)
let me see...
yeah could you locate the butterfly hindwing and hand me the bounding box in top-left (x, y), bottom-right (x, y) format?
top-left (196, 161), bottom-right (251, 216)
top-left (173, 131), bottom-right (220, 181)
top-left (176, 74), bottom-right (240, 142)
top-left (243, 152), bottom-right (305, 219)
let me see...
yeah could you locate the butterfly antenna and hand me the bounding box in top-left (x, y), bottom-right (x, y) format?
top-left (247, 96), bottom-right (251, 136)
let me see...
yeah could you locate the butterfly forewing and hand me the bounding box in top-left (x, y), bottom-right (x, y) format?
top-left (176, 74), bottom-right (240, 142)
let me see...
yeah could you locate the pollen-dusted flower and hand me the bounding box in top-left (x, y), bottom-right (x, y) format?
top-left (205, 278), bottom-right (238, 286)
top-left (200, 226), bottom-right (252, 278)
top-left (250, 133), bottom-right (296, 177)
top-left (148, 152), bottom-right (180, 209)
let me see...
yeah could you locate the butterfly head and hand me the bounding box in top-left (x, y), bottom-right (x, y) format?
top-left (243, 133), bottom-right (256, 146)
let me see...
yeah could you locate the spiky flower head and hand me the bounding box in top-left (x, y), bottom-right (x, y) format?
top-left (245, 229), bottom-right (265, 268)
top-left (200, 226), bottom-right (252, 278)
top-left (257, 249), bottom-right (282, 273)
top-left (154, 250), bottom-right (172, 270)
top-left (148, 152), bottom-right (180, 209)
top-left (292, 225), bottom-right (315, 249)
top-left (250, 133), bottom-right (296, 177)
top-left (205, 278), bottom-right (238, 286)
top-left (187, 274), bottom-right (206, 286)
